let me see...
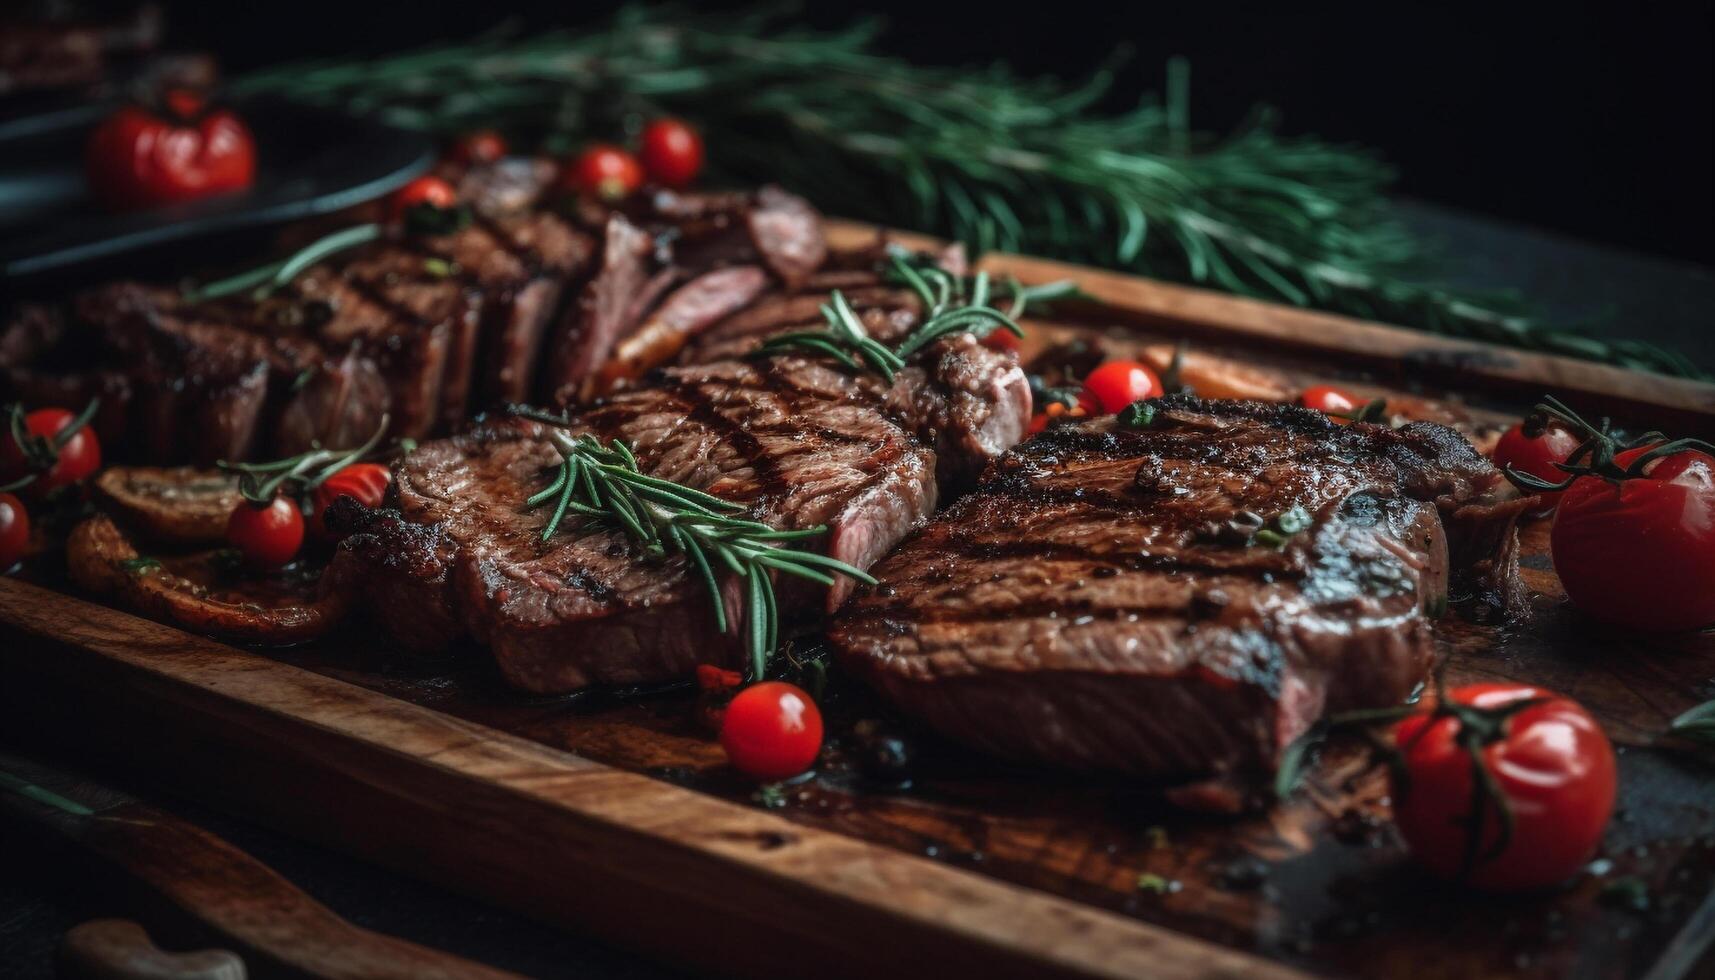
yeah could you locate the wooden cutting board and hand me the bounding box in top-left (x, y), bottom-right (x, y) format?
top-left (2, 223), bottom-right (1713, 980)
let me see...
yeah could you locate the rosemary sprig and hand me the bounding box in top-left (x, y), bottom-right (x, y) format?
top-left (232, 5), bottom-right (1703, 378)
top-left (759, 253), bottom-right (1040, 378)
top-left (217, 415), bottom-right (390, 504)
top-left (1670, 700), bottom-right (1715, 745)
top-left (755, 290), bottom-right (904, 381)
top-left (523, 423), bottom-right (876, 678)
top-left (181, 203), bottom-right (471, 304)
top-left (184, 224), bottom-right (381, 303)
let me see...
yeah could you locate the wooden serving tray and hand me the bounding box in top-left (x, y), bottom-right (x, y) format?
top-left (3, 222), bottom-right (1713, 980)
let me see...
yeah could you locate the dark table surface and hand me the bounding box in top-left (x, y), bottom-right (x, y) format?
top-left (2, 202), bottom-right (1713, 980)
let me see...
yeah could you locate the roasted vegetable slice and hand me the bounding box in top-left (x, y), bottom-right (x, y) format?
top-left (93, 466), bottom-right (243, 545)
top-left (67, 514), bottom-right (348, 645)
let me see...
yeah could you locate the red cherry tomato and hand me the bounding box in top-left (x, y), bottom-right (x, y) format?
top-left (1492, 418), bottom-right (1583, 512)
top-left (2, 407), bottom-right (102, 495)
top-left (86, 92), bottom-right (256, 211)
top-left (447, 130), bottom-right (508, 165)
top-left (697, 664), bottom-right (744, 692)
top-left (638, 119), bottom-right (704, 189)
top-left (563, 144), bottom-right (645, 202)
top-left (388, 176), bottom-right (458, 223)
top-left (0, 492), bottom-right (27, 570)
top-left (1299, 385), bottom-right (1359, 416)
top-left (226, 496), bottom-right (305, 570)
top-left (1392, 684), bottom-right (1616, 892)
top-left (1550, 444), bottom-right (1715, 632)
top-left (1078, 361), bottom-right (1161, 415)
top-left (981, 327), bottom-right (1021, 353)
top-left (719, 681), bottom-right (824, 781)
top-left (310, 462), bottom-right (392, 539)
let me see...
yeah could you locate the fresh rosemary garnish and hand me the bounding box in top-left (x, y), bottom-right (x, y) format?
top-left (521, 419), bottom-right (876, 678)
top-left (1670, 700), bottom-right (1715, 745)
top-left (757, 253), bottom-right (1048, 379)
top-left (1117, 402), bottom-right (1157, 429)
top-left (755, 290), bottom-right (905, 381)
top-left (217, 416), bottom-right (390, 504)
top-left (182, 203), bottom-right (470, 304)
top-left (232, 5), bottom-right (1703, 377)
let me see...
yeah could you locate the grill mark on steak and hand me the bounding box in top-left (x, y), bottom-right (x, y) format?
top-left (830, 395), bottom-right (1526, 802)
top-left (335, 338), bottom-right (1029, 693)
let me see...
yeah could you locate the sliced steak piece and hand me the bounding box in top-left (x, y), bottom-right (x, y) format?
top-left (541, 213), bottom-right (656, 397)
top-left (829, 396), bottom-right (1528, 800)
top-left (293, 246), bottom-right (476, 442)
top-left (70, 283), bottom-right (275, 465)
top-left (747, 185), bottom-right (827, 289)
top-left (586, 264), bottom-right (770, 396)
top-left (448, 157), bottom-right (560, 217)
top-left (269, 345), bottom-right (392, 457)
top-left (678, 285), bottom-right (921, 365)
top-left (335, 340), bottom-right (1029, 692)
top-left (416, 212), bottom-right (594, 409)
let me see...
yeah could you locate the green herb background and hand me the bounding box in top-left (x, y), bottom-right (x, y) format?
top-left (235, 5), bottom-right (1703, 379)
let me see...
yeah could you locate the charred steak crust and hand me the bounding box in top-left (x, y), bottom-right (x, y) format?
top-left (829, 395), bottom-right (1527, 786)
top-left (334, 340), bottom-right (1029, 693)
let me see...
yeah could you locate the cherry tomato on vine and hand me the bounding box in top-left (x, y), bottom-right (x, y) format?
top-left (2, 406), bottom-right (102, 495)
top-left (1077, 360), bottom-right (1161, 416)
top-left (311, 462), bottom-right (392, 539)
top-left (388, 176), bottom-right (458, 223)
top-left (0, 492), bottom-right (28, 571)
top-left (563, 144), bottom-right (645, 201)
top-left (1492, 418), bottom-right (1583, 512)
top-left (1299, 385), bottom-right (1359, 417)
top-left (719, 681), bottom-right (823, 781)
top-left (1551, 443), bottom-right (1715, 632)
top-left (638, 119), bottom-right (704, 189)
top-left (226, 496), bottom-right (305, 570)
top-left (86, 91), bottom-right (256, 211)
top-left (447, 130), bottom-right (508, 165)
top-left (1391, 683), bottom-right (1615, 892)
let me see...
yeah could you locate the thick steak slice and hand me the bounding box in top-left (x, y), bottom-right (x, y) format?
top-left (585, 264), bottom-right (771, 397)
top-left (542, 213), bottom-right (655, 397)
top-left (67, 283), bottom-right (278, 465)
top-left (297, 248), bottom-right (475, 443)
top-left (829, 396), bottom-right (1528, 801)
top-left (417, 212), bottom-right (595, 409)
top-left (336, 338), bottom-right (1029, 693)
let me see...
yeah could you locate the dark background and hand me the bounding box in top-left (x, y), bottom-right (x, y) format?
top-left (157, 0), bottom-right (1715, 265)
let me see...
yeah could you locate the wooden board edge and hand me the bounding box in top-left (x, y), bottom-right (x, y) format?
top-left (825, 220), bottom-right (1715, 430)
top-left (0, 577), bottom-right (1303, 980)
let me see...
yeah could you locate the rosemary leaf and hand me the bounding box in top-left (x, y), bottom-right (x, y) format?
top-left (233, 6), bottom-right (1705, 378)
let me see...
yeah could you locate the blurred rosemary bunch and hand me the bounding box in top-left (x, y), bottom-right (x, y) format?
top-left (234, 5), bottom-right (1702, 378)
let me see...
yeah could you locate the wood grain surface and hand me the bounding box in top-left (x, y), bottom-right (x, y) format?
top-left (0, 751), bottom-right (522, 980)
top-left (3, 236), bottom-right (1714, 980)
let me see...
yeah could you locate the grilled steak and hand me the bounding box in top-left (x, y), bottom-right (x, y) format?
top-left (543, 213), bottom-right (657, 398)
top-left (416, 211), bottom-right (594, 408)
top-left (333, 335), bottom-right (1030, 693)
top-left (829, 396), bottom-right (1528, 805)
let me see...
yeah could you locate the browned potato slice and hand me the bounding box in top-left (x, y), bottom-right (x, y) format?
top-left (67, 515), bottom-right (348, 646)
top-left (93, 466), bottom-right (242, 545)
